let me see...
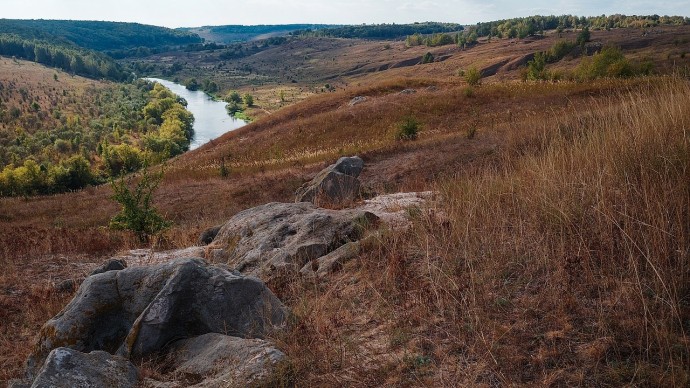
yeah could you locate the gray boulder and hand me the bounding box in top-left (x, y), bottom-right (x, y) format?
top-left (29, 347), bottom-right (137, 388)
top-left (162, 333), bottom-right (286, 387)
top-left (89, 258), bottom-right (127, 276)
top-left (27, 258), bottom-right (287, 377)
top-left (209, 202), bottom-right (378, 278)
top-left (295, 156), bottom-right (364, 205)
top-left (299, 241), bottom-right (361, 279)
top-left (198, 225), bottom-right (222, 246)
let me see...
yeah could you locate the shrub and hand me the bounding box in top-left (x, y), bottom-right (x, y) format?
top-left (109, 167), bottom-right (170, 243)
top-left (422, 52), bottom-right (434, 64)
top-left (465, 67), bottom-right (482, 86)
top-left (397, 116), bottom-right (420, 140)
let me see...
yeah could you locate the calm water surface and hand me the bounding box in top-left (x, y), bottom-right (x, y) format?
top-left (145, 78), bottom-right (246, 150)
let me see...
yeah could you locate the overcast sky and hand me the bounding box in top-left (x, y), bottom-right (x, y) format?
top-left (3, 0), bottom-right (689, 28)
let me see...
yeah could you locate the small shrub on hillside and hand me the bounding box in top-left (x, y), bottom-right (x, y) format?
top-left (397, 116), bottom-right (420, 140)
top-left (465, 67), bottom-right (482, 86)
top-left (109, 167), bottom-right (170, 243)
top-left (576, 46), bottom-right (653, 80)
top-left (422, 52), bottom-right (434, 64)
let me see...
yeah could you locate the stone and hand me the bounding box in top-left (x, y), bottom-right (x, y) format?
top-left (399, 88), bottom-right (417, 94)
top-left (355, 191), bottom-right (434, 229)
top-left (209, 202), bottom-right (378, 278)
top-left (29, 348), bottom-right (138, 388)
top-left (295, 156), bottom-right (364, 205)
top-left (348, 96), bottom-right (367, 106)
top-left (112, 246), bottom-right (206, 267)
top-left (299, 241), bottom-right (361, 279)
top-left (89, 258), bottom-right (127, 276)
top-left (163, 333), bottom-right (285, 387)
top-left (27, 258), bottom-right (287, 377)
top-left (198, 225), bottom-right (222, 246)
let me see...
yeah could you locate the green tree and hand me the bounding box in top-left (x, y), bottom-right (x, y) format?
top-left (422, 52), bottom-right (434, 64)
top-left (243, 93), bottom-right (254, 107)
top-left (109, 167), bottom-right (170, 243)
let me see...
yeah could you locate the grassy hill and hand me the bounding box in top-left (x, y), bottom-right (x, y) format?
top-left (1, 18), bottom-right (690, 386)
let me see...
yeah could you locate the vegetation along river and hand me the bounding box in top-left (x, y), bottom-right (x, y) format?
top-left (146, 78), bottom-right (246, 150)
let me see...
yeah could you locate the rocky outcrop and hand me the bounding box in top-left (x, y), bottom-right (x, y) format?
top-left (209, 201), bottom-right (378, 278)
top-left (356, 191), bottom-right (435, 229)
top-left (26, 348), bottom-right (138, 388)
top-left (27, 258), bottom-right (287, 378)
top-left (198, 225), bottom-right (222, 246)
top-left (295, 156), bottom-right (364, 205)
top-left (112, 246), bottom-right (206, 267)
top-left (299, 241), bottom-right (361, 279)
top-left (161, 333), bottom-right (285, 387)
top-left (89, 258), bottom-right (127, 275)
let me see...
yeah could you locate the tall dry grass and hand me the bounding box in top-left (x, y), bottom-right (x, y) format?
top-left (278, 77), bottom-right (690, 386)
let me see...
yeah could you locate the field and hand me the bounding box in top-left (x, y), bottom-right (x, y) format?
top-left (2, 23), bottom-right (690, 385)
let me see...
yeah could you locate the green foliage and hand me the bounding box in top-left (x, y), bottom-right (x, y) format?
top-left (397, 116), bottom-right (420, 140)
top-left (0, 34), bottom-right (127, 81)
top-left (243, 93), bottom-right (254, 107)
top-left (296, 22), bottom-right (464, 40)
top-left (576, 46), bottom-right (652, 80)
top-left (525, 52), bottom-right (548, 80)
top-left (109, 167), bottom-right (170, 243)
top-left (465, 67), bottom-right (482, 86)
top-left (577, 27), bottom-right (591, 47)
top-left (184, 78), bottom-right (199, 91)
top-left (0, 19), bottom-right (201, 56)
top-left (226, 91), bottom-right (242, 104)
top-left (422, 52), bottom-right (434, 64)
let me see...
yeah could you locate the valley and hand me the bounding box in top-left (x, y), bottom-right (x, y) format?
top-left (1, 15), bottom-right (690, 387)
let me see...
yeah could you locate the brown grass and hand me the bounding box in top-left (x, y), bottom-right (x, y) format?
top-left (273, 77), bottom-right (690, 386)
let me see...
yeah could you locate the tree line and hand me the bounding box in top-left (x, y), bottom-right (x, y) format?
top-left (0, 34), bottom-right (128, 81)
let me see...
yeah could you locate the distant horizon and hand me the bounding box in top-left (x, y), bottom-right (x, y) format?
top-left (3, 1), bottom-right (689, 29)
top-left (3, 14), bottom-right (690, 30)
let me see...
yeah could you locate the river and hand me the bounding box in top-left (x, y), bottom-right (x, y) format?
top-left (145, 78), bottom-right (246, 150)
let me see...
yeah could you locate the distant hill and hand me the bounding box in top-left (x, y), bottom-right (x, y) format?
top-left (0, 19), bottom-right (202, 56)
top-left (180, 24), bottom-right (333, 43)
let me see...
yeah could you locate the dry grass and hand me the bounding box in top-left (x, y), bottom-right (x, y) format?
top-left (274, 77), bottom-right (690, 386)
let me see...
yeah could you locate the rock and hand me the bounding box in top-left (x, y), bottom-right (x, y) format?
top-left (112, 246), bottom-right (206, 267)
top-left (295, 156), bottom-right (364, 205)
top-left (198, 225), bottom-right (222, 246)
top-left (27, 258), bottom-right (287, 377)
top-left (89, 258), bottom-right (127, 276)
top-left (162, 333), bottom-right (285, 387)
top-left (299, 241), bottom-right (361, 279)
top-left (399, 88), bottom-right (416, 94)
top-left (348, 96), bottom-right (367, 106)
top-left (355, 191), bottom-right (435, 229)
top-left (53, 279), bottom-right (77, 294)
top-left (209, 202), bottom-right (378, 278)
top-left (29, 348), bottom-right (138, 388)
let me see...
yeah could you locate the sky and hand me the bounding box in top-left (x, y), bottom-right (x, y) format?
top-left (2, 0), bottom-right (689, 28)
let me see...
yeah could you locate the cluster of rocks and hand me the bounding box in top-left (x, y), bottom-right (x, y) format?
top-left (12, 156), bottom-right (433, 387)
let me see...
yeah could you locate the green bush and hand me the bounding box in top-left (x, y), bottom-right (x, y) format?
top-left (397, 116), bottom-right (420, 140)
top-left (422, 52), bottom-right (434, 64)
top-left (109, 167), bottom-right (170, 243)
top-left (465, 67), bottom-right (482, 86)
top-left (576, 46), bottom-right (652, 80)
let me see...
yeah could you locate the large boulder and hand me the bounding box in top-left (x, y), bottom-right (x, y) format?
top-left (295, 156), bottom-right (364, 205)
top-left (25, 348), bottom-right (138, 388)
top-left (26, 258), bottom-right (287, 378)
top-left (161, 333), bottom-right (286, 387)
top-left (299, 241), bottom-right (361, 279)
top-left (209, 202), bottom-right (378, 278)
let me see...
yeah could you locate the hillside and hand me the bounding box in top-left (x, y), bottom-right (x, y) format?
top-left (181, 24), bottom-right (332, 44)
top-left (0, 19), bottom-right (201, 55)
top-left (2, 18), bottom-right (690, 386)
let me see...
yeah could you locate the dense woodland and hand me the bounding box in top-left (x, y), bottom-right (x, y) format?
top-left (293, 22), bottom-right (464, 39)
top-left (0, 19), bottom-right (201, 54)
top-left (0, 78), bottom-right (193, 197)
